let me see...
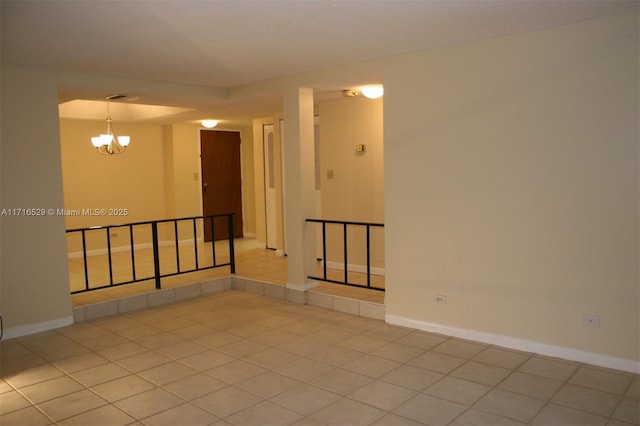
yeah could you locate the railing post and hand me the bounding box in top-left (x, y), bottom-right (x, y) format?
top-left (228, 214), bottom-right (236, 274)
top-left (343, 223), bottom-right (348, 284)
top-left (151, 222), bottom-right (161, 289)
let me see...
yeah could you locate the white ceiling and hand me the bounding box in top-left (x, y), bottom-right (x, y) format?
top-left (1, 0), bottom-right (636, 125)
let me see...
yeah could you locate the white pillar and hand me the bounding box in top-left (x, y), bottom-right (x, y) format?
top-left (283, 87), bottom-right (318, 291)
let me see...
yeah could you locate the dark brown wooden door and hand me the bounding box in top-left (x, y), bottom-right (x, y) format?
top-left (200, 130), bottom-right (243, 241)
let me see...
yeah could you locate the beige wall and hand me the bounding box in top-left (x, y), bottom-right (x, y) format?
top-left (384, 13), bottom-right (639, 364)
top-left (60, 120), bottom-right (255, 253)
top-left (318, 96), bottom-right (384, 270)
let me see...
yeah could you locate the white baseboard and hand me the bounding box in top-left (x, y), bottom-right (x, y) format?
top-left (324, 260), bottom-right (385, 276)
top-left (386, 314), bottom-right (640, 374)
top-left (67, 238), bottom-right (205, 259)
top-left (2, 316), bottom-right (74, 339)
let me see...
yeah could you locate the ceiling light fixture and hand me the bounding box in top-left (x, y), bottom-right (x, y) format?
top-left (201, 120), bottom-right (218, 128)
top-left (361, 85), bottom-right (384, 99)
top-left (90, 103), bottom-right (130, 155)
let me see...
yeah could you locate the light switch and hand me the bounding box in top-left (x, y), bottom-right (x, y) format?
top-left (327, 169), bottom-right (334, 179)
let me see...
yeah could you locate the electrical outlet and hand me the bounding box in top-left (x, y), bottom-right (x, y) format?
top-left (110, 232), bottom-right (118, 238)
top-left (435, 295), bottom-right (447, 304)
top-left (582, 314), bottom-right (601, 328)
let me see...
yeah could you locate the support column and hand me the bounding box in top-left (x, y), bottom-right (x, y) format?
top-left (283, 87), bottom-right (318, 291)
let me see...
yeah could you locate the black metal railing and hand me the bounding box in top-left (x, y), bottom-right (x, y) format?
top-left (306, 218), bottom-right (384, 291)
top-left (66, 214), bottom-right (235, 294)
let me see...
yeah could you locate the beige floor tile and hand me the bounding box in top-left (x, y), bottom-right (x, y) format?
top-left (205, 360), bottom-right (267, 384)
top-left (72, 363), bottom-right (131, 387)
top-left (310, 398), bottom-right (386, 425)
top-left (450, 360), bottom-right (512, 386)
top-left (116, 351), bottom-right (172, 373)
top-left (408, 351), bottom-right (467, 374)
top-left (179, 349), bottom-right (235, 371)
top-left (0, 379), bottom-right (12, 394)
top-left (58, 404), bottom-right (135, 426)
top-left (531, 403), bottom-right (609, 425)
top-left (424, 376), bottom-right (491, 406)
top-left (241, 347), bottom-right (299, 370)
top-left (306, 327), bottom-right (356, 345)
top-left (381, 365), bottom-right (444, 391)
top-left (53, 352), bottom-right (110, 374)
top-left (0, 390), bottom-right (31, 414)
top-left (163, 374), bottom-right (227, 401)
top-left (370, 341), bottom-right (424, 363)
top-left (552, 384), bottom-right (621, 417)
top-left (393, 393), bottom-right (467, 425)
top-left (569, 366), bottom-right (635, 395)
top-left (155, 340), bottom-right (208, 360)
top-left (4, 363), bottom-right (63, 388)
top-left (612, 397), bottom-right (640, 424)
top-left (274, 357), bottom-right (335, 382)
top-left (349, 380), bottom-right (418, 411)
top-left (396, 332), bottom-right (448, 350)
top-left (341, 354), bottom-right (402, 378)
top-left (249, 329), bottom-right (299, 347)
top-left (473, 347), bottom-right (531, 370)
top-left (192, 386), bottom-right (262, 419)
top-left (275, 337), bottom-right (326, 357)
top-left (371, 413), bottom-right (424, 425)
top-left (450, 408), bottom-right (526, 425)
top-left (114, 388), bottom-right (185, 419)
top-left (306, 345), bottom-right (363, 367)
top-left (38, 389), bottom-right (107, 422)
top-left (626, 376), bottom-right (639, 399)
top-left (216, 340), bottom-right (269, 358)
top-left (310, 368), bottom-right (374, 395)
top-left (474, 388), bottom-right (547, 423)
top-left (141, 402), bottom-right (218, 426)
top-left (271, 383), bottom-right (341, 416)
top-left (91, 375), bottom-right (156, 402)
top-left (194, 331), bottom-right (243, 349)
top-left (19, 376), bottom-right (84, 404)
top-left (518, 356), bottom-right (579, 381)
top-left (137, 332), bottom-right (185, 351)
top-left (137, 362), bottom-right (199, 386)
top-left (226, 400), bottom-right (302, 426)
top-left (336, 334), bottom-right (388, 353)
top-left (0, 406), bottom-right (53, 426)
top-left (498, 371), bottom-right (564, 400)
top-left (235, 371), bottom-right (302, 399)
top-left (432, 339), bottom-right (488, 359)
top-left (97, 341), bottom-right (149, 361)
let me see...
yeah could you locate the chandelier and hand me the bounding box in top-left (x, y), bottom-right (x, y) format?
top-left (90, 104), bottom-right (131, 155)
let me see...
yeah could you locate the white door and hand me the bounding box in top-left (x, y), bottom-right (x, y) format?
top-left (263, 124), bottom-right (277, 249)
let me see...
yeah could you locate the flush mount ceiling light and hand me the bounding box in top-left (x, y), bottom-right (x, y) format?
top-left (90, 103), bottom-right (130, 155)
top-left (201, 120), bottom-right (218, 128)
top-left (361, 85), bottom-right (384, 99)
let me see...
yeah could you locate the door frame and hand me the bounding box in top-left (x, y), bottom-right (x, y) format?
top-left (198, 128), bottom-right (245, 239)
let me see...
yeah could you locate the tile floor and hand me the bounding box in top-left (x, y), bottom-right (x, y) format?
top-left (1, 290), bottom-right (639, 425)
